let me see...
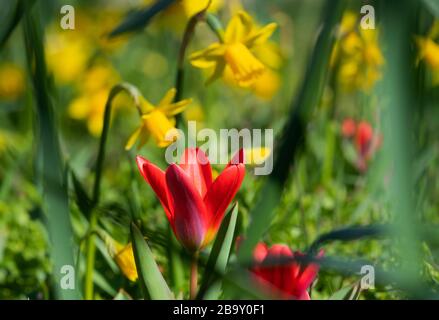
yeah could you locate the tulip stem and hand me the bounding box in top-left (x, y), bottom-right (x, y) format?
top-left (190, 252), bottom-right (199, 300)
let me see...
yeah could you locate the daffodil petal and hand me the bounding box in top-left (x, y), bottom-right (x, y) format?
top-left (159, 98), bottom-right (192, 116)
top-left (125, 126), bottom-right (142, 150)
top-left (246, 23), bottom-right (278, 48)
top-left (224, 11), bottom-right (253, 44)
top-left (190, 43), bottom-right (225, 69)
top-left (206, 61), bottom-right (226, 85)
top-left (158, 88), bottom-right (177, 108)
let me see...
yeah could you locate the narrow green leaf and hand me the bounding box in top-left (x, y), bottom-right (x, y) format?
top-left (197, 203), bottom-right (239, 300)
top-left (114, 289), bottom-right (133, 300)
top-left (130, 222), bottom-right (173, 300)
top-left (93, 271), bottom-right (117, 297)
top-left (23, 3), bottom-right (79, 299)
top-left (237, 0), bottom-right (347, 265)
top-left (108, 0), bottom-right (176, 38)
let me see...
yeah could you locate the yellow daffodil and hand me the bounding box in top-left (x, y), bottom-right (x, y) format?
top-left (106, 238), bottom-right (138, 282)
top-left (0, 63), bottom-right (25, 100)
top-left (125, 88), bottom-right (191, 149)
top-left (190, 11), bottom-right (277, 87)
top-left (331, 11), bottom-right (384, 92)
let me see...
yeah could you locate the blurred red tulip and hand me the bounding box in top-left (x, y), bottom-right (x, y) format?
top-left (136, 148), bottom-right (245, 251)
top-left (342, 119), bottom-right (381, 172)
top-left (342, 118), bottom-right (356, 138)
top-left (250, 243), bottom-right (323, 300)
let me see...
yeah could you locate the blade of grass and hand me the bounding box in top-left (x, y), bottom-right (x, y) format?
top-left (23, 4), bottom-right (79, 299)
top-left (237, 0), bottom-right (347, 265)
top-left (197, 203), bottom-right (239, 300)
top-left (130, 222), bottom-right (173, 299)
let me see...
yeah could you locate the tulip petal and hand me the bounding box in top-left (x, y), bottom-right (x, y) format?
top-left (295, 250), bottom-right (323, 294)
top-left (165, 164), bottom-right (209, 251)
top-left (136, 156), bottom-right (173, 223)
top-left (253, 242), bottom-right (268, 263)
top-left (179, 148), bottom-right (212, 197)
top-left (204, 163), bottom-right (245, 238)
top-left (227, 148), bottom-right (245, 167)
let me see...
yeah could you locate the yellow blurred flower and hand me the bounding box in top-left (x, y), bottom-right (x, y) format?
top-left (190, 10), bottom-right (277, 87)
top-left (125, 88), bottom-right (191, 149)
top-left (417, 37), bottom-right (439, 70)
top-left (331, 11), bottom-right (384, 92)
top-left (416, 21), bottom-right (439, 85)
top-left (106, 238), bottom-right (138, 282)
top-left (46, 31), bottom-right (91, 84)
top-left (244, 146), bottom-right (271, 166)
top-left (145, 0), bottom-right (223, 31)
top-left (68, 64), bottom-right (121, 136)
top-left (0, 63), bottom-right (25, 100)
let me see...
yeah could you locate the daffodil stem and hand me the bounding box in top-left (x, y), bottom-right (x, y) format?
top-left (190, 252), bottom-right (199, 300)
top-left (175, 8), bottom-right (211, 128)
top-left (206, 13), bottom-right (224, 42)
top-left (84, 83), bottom-right (143, 300)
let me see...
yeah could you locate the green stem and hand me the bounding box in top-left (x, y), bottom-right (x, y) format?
top-left (190, 252), bottom-right (199, 300)
top-left (83, 83), bottom-right (143, 300)
top-left (206, 13), bottom-right (224, 42)
top-left (174, 9), bottom-right (207, 128)
top-left (84, 211), bottom-right (98, 300)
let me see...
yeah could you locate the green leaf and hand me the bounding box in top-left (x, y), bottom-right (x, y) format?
top-left (197, 203), bottom-right (239, 300)
top-left (93, 271), bottom-right (117, 297)
top-left (423, 0), bottom-right (439, 18)
top-left (237, 0), bottom-right (347, 265)
top-left (23, 3), bottom-right (79, 299)
top-left (130, 222), bottom-right (173, 300)
top-left (109, 0), bottom-right (176, 38)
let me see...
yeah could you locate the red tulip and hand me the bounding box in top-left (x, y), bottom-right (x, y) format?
top-left (250, 243), bottom-right (323, 300)
top-left (355, 121), bottom-right (373, 159)
top-left (342, 119), bottom-right (381, 172)
top-left (136, 148), bottom-right (245, 251)
top-left (341, 118), bottom-right (356, 138)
